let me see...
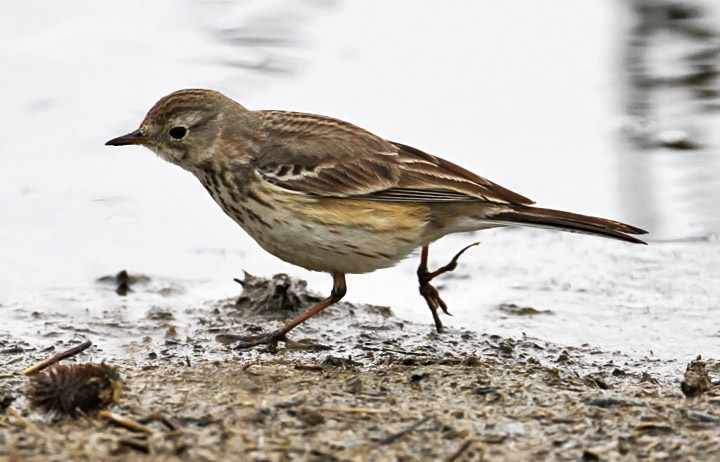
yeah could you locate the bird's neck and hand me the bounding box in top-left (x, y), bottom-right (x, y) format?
top-left (192, 159), bottom-right (253, 199)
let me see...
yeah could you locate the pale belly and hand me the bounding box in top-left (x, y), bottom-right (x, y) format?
top-left (244, 196), bottom-right (429, 274)
top-left (205, 180), bottom-right (430, 274)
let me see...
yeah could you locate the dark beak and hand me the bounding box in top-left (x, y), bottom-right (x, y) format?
top-left (105, 129), bottom-right (151, 146)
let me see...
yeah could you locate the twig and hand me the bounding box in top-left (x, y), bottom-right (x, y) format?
top-left (99, 410), bottom-right (154, 434)
top-left (362, 346), bottom-right (430, 357)
top-left (294, 364), bottom-right (324, 372)
top-left (378, 415), bottom-right (434, 445)
top-left (140, 412), bottom-right (179, 431)
top-left (8, 408), bottom-right (45, 438)
top-left (317, 407), bottom-right (388, 414)
top-left (22, 340), bottom-right (93, 375)
top-left (446, 439), bottom-right (473, 462)
top-left (118, 438), bottom-right (151, 454)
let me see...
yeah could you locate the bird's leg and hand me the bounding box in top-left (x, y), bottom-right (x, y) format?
top-left (417, 242), bottom-right (480, 333)
top-left (234, 272), bottom-right (347, 349)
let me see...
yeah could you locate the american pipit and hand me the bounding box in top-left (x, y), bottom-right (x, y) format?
top-left (107, 89), bottom-right (647, 348)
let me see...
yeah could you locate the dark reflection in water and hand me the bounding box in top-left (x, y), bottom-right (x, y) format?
top-left (619, 0), bottom-right (720, 239)
top-left (196, 0), bottom-right (338, 75)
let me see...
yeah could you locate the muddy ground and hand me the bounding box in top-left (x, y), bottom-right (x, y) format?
top-left (1, 273), bottom-right (719, 461)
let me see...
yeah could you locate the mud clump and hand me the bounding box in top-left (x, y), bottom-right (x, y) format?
top-left (233, 272), bottom-right (320, 316)
top-left (681, 356), bottom-right (713, 397)
top-left (498, 303), bottom-right (553, 316)
top-left (96, 270), bottom-right (151, 296)
top-left (230, 271), bottom-right (393, 321)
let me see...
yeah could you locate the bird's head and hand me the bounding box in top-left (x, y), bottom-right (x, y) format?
top-left (106, 89), bottom-right (254, 170)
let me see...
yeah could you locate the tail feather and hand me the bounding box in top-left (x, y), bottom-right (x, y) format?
top-left (490, 206), bottom-right (648, 245)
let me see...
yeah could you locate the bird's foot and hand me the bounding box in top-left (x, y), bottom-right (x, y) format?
top-left (232, 327), bottom-right (290, 350)
top-left (232, 329), bottom-right (329, 351)
top-left (417, 242), bottom-right (480, 333)
top-left (418, 280), bottom-right (449, 332)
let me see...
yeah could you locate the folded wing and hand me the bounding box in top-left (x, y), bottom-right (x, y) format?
top-left (253, 111), bottom-right (533, 205)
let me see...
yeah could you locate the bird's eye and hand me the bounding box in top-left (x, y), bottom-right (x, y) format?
top-left (169, 126), bottom-right (187, 140)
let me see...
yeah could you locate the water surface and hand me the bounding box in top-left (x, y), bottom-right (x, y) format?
top-left (1, 0), bottom-right (718, 370)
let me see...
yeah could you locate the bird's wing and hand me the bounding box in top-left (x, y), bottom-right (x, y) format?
top-left (252, 110), bottom-right (534, 205)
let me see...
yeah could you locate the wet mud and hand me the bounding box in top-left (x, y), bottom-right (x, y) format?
top-left (2, 0), bottom-right (720, 460)
top-left (1, 273), bottom-right (718, 461)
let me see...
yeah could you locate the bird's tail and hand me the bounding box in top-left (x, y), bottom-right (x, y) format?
top-left (489, 206), bottom-right (648, 244)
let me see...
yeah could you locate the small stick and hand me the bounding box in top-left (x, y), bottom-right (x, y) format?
top-left (317, 407), bottom-right (389, 414)
top-left (8, 408), bottom-right (45, 438)
top-left (99, 410), bottom-right (154, 434)
top-left (140, 412), bottom-right (179, 431)
top-left (445, 439), bottom-right (473, 462)
top-left (378, 415), bottom-right (434, 445)
top-left (381, 348), bottom-right (429, 357)
top-left (118, 438), bottom-right (151, 454)
top-left (361, 346), bottom-right (429, 357)
top-left (294, 364), bottom-right (324, 372)
top-left (22, 339), bottom-right (93, 375)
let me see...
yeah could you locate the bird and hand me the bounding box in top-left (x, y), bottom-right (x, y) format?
top-left (106, 89), bottom-right (647, 348)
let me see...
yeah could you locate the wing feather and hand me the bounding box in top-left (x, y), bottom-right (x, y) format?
top-left (252, 111), bottom-right (533, 205)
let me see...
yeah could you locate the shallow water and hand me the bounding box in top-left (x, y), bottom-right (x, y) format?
top-left (1, 1), bottom-right (718, 372)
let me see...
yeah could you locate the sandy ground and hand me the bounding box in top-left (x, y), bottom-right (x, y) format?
top-left (1, 274), bottom-right (718, 462)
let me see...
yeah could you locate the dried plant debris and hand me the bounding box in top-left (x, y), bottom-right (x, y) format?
top-left (23, 339), bottom-right (93, 375)
top-left (27, 363), bottom-right (122, 418)
top-left (681, 356), bottom-right (712, 397)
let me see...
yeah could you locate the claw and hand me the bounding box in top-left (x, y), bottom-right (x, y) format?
top-left (437, 292), bottom-right (451, 316)
top-left (233, 329), bottom-right (287, 349)
top-left (417, 242), bottom-right (480, 332)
